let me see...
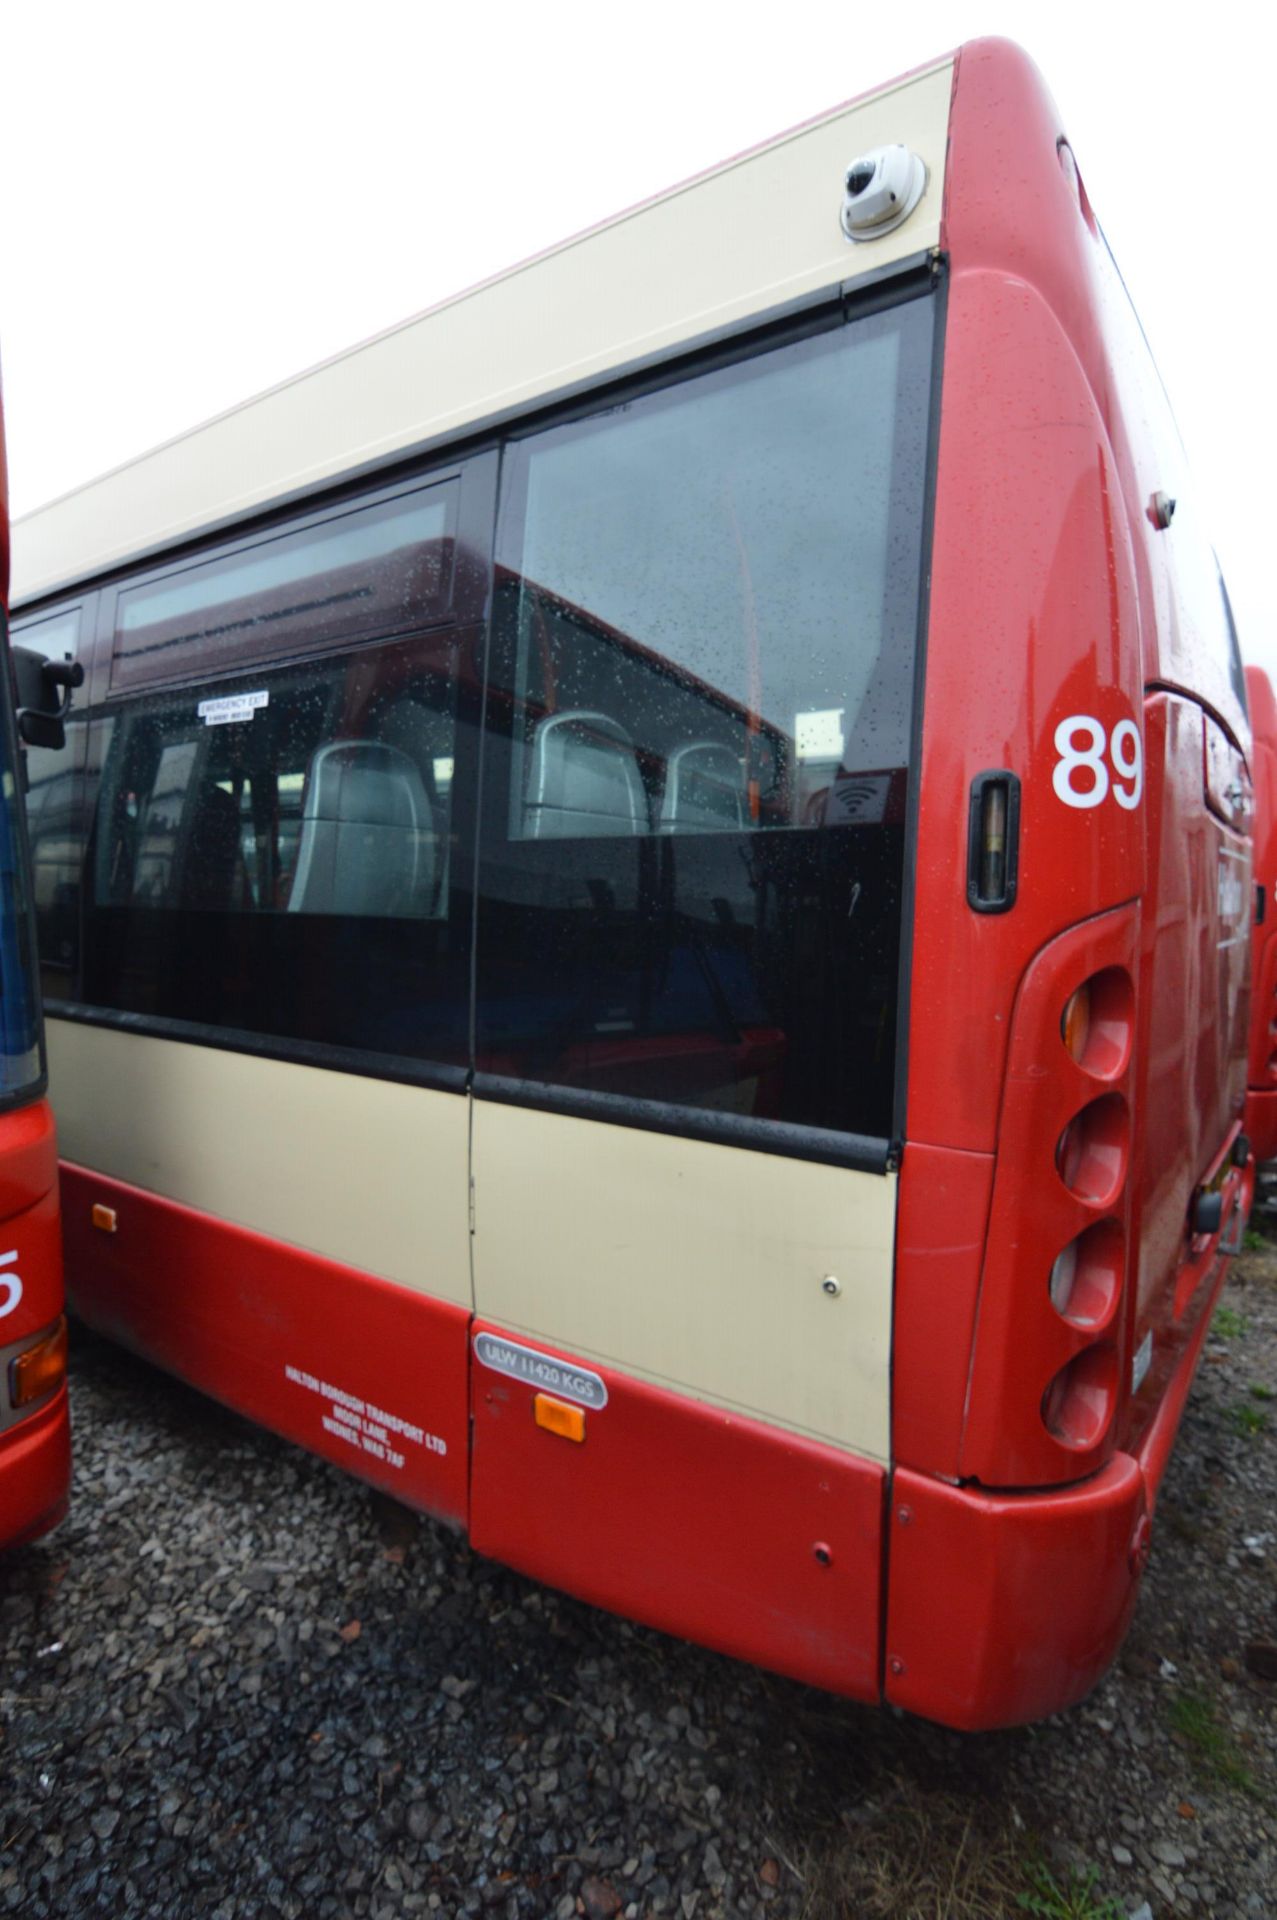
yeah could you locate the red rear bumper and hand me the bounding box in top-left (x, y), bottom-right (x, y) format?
top-left (884, 1235), bottom-right (1231, 1730)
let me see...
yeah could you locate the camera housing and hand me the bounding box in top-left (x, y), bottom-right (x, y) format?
top-left (840, 145), bottom-right (928, 241)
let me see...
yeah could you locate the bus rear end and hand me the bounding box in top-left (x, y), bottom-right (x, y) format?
top-left (6, 38), bottom-right (1252, 1722)
top-left (884, 39), bottom-right (1252, 1727)
top-left (0, 385), bottom-right (68, 1551)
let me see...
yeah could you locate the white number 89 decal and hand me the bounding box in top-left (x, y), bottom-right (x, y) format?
top-left (1052, 714), bottom-right (1143, 812)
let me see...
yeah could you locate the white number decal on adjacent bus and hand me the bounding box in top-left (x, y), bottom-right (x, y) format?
top-left (1052, 714), bottom-right (1143, 812)
top-left (0, 1250), bottom-right (22, 1320)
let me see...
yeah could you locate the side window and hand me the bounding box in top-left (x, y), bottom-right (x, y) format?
top-left (1219, 568), bottom-right (1247, 721)
top-left (84, 630), bottom-right (474, 1066)
top-left (475, 297), bottom-right (935, 1138)
top-left (10, 600), bottom-right (92, 1001)
top-left (109, 477), bottom-right (459, 695)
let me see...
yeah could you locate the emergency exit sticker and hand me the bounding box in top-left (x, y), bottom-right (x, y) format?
top-left (198, 690), bottom-right (269, 726)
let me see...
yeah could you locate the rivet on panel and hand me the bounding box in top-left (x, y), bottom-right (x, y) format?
top-left (821, 1275), bottom-right (842, 1297)
top-left (889, 1656), bottom-right (906, 1676)
top-left (897, 1506), bottom-right (913, 1526)
top-left (812, 1542), bottom-right (833, 1567)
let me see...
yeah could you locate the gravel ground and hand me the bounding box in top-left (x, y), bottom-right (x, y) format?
top-left (1, 1247), bottom-right (1274, 1920)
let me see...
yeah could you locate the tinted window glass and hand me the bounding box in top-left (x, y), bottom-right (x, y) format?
top-left (84, 629), bottom-right (476, 1065)
top-left (111, 479), bottom-right (458, 694)
top-left (476, 297), bottom-right (933, 1136)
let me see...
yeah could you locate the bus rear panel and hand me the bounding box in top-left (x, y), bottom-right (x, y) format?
top-left (10, 39), bottom-right (1250, 1725)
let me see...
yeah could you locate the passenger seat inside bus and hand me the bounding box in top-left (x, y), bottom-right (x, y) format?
top-left (523, 710), bottom-right (649, 837)
top-left (288, 741), bottom-right (437, 917)
top-left (659, 741), bottom-right (747, 831)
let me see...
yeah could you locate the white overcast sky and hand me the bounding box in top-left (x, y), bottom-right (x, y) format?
top-left (2, 2), bottom-right (1273, 678)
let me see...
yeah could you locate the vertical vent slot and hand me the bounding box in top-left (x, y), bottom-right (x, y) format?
top-left (967, 770), bottom-right (1020, 914)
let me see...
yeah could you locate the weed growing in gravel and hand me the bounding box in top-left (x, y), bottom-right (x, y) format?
top-left (1213, 1306), bottom-right (1249, 1340)
top-left (796, 1792), bottom-right (1023, 1918)
top-left (1244, 1228), bottom-right (1267, 1252)
top-left (793, 1792), bottom-right (1131, 1920)
top-left (1250, 1382), bottom-right (1275, 1400)
top-left (1015, 1861), bottom-right (1125, 1919)
top-left (1169, 1690), bottom-right (1258, 1794)
top-left (1230, 1401), bottom-right (1269, 1437)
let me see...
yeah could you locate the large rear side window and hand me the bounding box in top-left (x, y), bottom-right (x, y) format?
top-left (476, 292), bottom-right (935, 1139)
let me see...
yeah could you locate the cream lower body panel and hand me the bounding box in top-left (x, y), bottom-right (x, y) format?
top-left (46, 1019), bottom-right (472, 1307)
top-left (48, 1019), bottom-right (896, 1458)
top-left (472, 1100), bottom-right (895, 1460)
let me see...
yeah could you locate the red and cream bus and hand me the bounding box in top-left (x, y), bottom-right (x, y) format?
top-left (1245, 665), bottom-right (1277, 1171)
top-left (0, 378), bottom-right (69, 1552)
top-left (9, 39), bottom-right (1254, 1726)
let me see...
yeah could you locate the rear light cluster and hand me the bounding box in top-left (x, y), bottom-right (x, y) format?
top-left (1043, 969), bottom-right (1134, 1456)
top-left (958, 910), bottom-right (1138, 1489)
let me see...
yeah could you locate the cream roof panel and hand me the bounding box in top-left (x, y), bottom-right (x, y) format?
top-left (13, 58), bottom-right (953, 606)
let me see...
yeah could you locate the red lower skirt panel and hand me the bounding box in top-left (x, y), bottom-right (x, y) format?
top-left (60, 1164), bottom-right (469, 1527)
top-left (469, 1322), bottom-right (886, 1700)
top-left (0, 1388), bottom-right (70, 1551)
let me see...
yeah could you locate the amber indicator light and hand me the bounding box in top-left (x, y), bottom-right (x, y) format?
top-left (1061, 983), bottom-right (1092, 1062)
top-left (10, 1316), bottom-right (68, 1409)
top-left (91, 1204), bottom-right (118, 1233)
top-left (533, 1393), bottom-right (586, 1443)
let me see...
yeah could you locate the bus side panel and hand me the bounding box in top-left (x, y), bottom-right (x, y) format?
top-left (60, 1163), bottom-right (470, 1526)
top-left (1139, 693), bottom-right (1249, 1285)
top-left (1122, 691), bottom-right (1251, 1457)
top-left (469, 1324), bottom-right (885, 1700)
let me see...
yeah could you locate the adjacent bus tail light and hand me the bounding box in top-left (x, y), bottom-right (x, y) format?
top-left (10, 1316), bottom-right (68, 1410)
top-left (966, 770), bottom-right (1020, 913)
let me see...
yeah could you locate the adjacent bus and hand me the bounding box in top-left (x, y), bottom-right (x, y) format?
top-left (0, 375), bottom-right (69, 1552)
top-left (1245, 665), bottom-right (1277, 1173)
top-left (9, 39), bottom-right (1253, 1726)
